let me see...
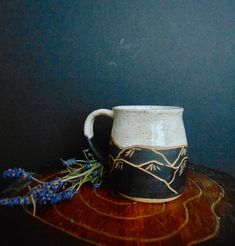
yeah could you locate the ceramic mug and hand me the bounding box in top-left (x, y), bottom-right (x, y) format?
top-left (84, 105), bottom-right (188, 203)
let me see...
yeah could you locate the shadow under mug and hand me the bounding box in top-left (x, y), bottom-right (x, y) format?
top-left (84, 106), bottom-right (188, 203)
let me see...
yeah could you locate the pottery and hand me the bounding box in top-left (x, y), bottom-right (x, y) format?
top-left (84, 106), bottom-right (188, 203)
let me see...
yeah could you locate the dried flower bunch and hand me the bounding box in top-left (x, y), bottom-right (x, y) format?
top-left (0, 150), bottom-right (104, 215)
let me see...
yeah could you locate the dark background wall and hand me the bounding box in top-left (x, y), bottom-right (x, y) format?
top-left (0, 1), bottom-right (234, 176)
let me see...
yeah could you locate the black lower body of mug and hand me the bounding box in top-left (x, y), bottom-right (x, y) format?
top-left (109, 140), bottom-right (188, 203)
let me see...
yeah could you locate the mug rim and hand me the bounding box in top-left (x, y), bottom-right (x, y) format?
top-left (112, 105), bottom-right (184, 112)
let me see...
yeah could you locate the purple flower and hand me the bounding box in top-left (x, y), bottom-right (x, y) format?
top-left (92, 183), bottom-right (101, 189)
top-left (2, 168), bottom-right (32, 180)
top-left (62, 158), bottom-right (77, 167)
top-left (47, 178), bottom-right (65, 192)
top-left (62, 189), bottom-right (77, 200)
top-left (91, 170), bottom-right (99, 177)
top-left (50, 189), bottom-right (77, 204)
top-left (31, 178), bottom-right (67, 204)
top-left (0, 196), bottom-right (31, 207)
top-left (85, 160), bottom-right (91, 170)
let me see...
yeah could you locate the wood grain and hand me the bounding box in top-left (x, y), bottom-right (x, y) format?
top-left (24, 170), bottom-right (227, 245)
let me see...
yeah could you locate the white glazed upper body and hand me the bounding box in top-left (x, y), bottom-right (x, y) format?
top-left (111, 106), bottom-right (187, 148)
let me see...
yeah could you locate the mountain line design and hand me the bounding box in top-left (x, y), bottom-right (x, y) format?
top-left (109, 139), bottom-right (188, 196)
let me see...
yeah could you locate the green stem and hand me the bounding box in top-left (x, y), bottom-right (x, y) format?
top-left (31, 177), bottom-right (44, 184)
top-left (62, 164), bottom-right (102, 182)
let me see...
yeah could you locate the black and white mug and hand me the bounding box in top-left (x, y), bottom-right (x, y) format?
top-left (84, 106), bottom-right (188, 203)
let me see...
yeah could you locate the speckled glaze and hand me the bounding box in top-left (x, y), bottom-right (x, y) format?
top-left (84, 106), bottom-right (188, 203)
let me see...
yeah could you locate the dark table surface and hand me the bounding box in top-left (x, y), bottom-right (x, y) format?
top-left (0, 164), bottom-right (234, 246)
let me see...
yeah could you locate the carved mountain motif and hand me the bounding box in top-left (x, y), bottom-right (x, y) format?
top-left (109, 139), bottom-right (188, 198)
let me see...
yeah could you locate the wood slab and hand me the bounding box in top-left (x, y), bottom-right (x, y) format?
top-left (24, 167), bottom-right (234, 245)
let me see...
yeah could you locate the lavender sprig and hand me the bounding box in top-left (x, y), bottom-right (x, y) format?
top-left (3, 168), bottom-right (33, 180)
top-left (0, 196), bottom-right (31, 207)
top-left (0, 150), bottom-right (104, 215)
top-left (61, 158), bottom-right (77, 167)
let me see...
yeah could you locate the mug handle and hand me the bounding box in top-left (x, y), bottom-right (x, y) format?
top-left (84, 109), bottom-right (114, 164)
